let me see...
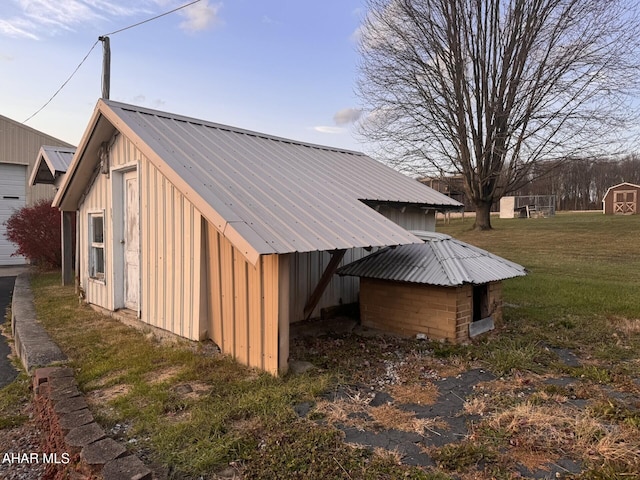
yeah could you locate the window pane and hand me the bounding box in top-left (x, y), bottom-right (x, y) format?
top-left (95, 247), bottom-right (104, 274)
top-left (93, 216), bottom-right (104, 243)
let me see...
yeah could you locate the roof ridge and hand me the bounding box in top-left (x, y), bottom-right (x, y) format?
top-left (102, 99), bottom-right (367, 157)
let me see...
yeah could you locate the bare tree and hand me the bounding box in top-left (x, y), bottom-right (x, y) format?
top-left (357, 0), bottom-right (640, 229)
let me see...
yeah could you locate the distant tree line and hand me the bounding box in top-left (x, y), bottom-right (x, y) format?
top-left (422, 154), bottom-right (640, 212)
top-left (513, 155), bottom-right (640, 211)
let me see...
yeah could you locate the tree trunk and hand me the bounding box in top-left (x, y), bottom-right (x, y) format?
top-left (473, 202), bottom-right (493, 230)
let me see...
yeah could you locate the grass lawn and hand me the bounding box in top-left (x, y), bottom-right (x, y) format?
top-left (3, 212), bottom-right (640, 479)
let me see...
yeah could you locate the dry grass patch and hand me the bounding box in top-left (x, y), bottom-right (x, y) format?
top-left (146, 366), bottom-right (182, 385)
top-left (608, 315), bottom-right (640, 335)
top-left (481, 401), bottom-right (640, 468)
top-left (370, 404), bottom-right (447, 436)
top-left (86, 384), bottom-right (132, 403)
top-left (387, 382), bottom-right (439, 405)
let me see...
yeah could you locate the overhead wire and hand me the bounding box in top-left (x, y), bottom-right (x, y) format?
top-left (22, 0), bottom-right (202, 124)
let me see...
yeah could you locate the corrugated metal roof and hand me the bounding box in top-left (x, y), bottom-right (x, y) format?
top-left (40, 145), bottom-right (75, 173)
top-left (29, 145), bottom-right (76, 186)
top-left (337, 231), bottom-right (526, 286)
top-left (71, 100), bottom-right (461, 259)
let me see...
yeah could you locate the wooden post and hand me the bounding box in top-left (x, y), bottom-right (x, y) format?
top-left (61, 211), bottom-right (73, 286)
top-left (99, 36), bottom-right (110, 99)
top-left (303, 249), bottom-right (347, 321)
top-left (278, 254), bottom-right (290, 375)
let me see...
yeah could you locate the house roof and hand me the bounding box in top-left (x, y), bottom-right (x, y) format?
top-left (28, 145), bottom-right (76, 186)
top-left (53, 99), bottom-right (462, 264)
top-left (337, 231), bottom-right (526, 286)
top-left (602, 182), bottom-right (640, 202)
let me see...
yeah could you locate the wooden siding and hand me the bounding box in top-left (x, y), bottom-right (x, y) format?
top-left (288, 248), bottom-right (370, 322)
top-left (205, 223), bottom-right (280, 374)
top-left (77, 161), bottom-right (112, 311)
top-left (140, 151), bottom-right (204, 341)
top-left (77, 134), bottom-right (205, 341)
top-left (378, 205), bottom-right (436, 231)
top-left (603, 184), bottom-right (640, 215)
top-left (0, 115), bottom-right (72, 205)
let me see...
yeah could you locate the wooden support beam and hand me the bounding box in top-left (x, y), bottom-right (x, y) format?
top-left (61, 211), bottom-right (74, 286)
top-left (303, 249), bottom-right (347, 321)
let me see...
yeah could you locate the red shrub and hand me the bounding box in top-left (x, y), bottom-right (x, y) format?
top-left (4, 200), bottom-right (61, 269)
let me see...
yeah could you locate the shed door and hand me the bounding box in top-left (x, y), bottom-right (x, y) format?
top-left (124, 171), bottom-right (140, 310)
top-left (614, 190), bottom-right (637, 214)
top-left (0, 164), bottom-right (27, 265)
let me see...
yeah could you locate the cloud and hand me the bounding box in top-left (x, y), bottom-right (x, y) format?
top-left (313, 126), bottom-right (346, 134)
top-left (179, 1), bottom-right (222, 32)
top-left (130, 95), bottom-right (166, 109)
top-left (333, 108), bottom-right (362, 125)
top-left (0, 19), bottom-right (39, 40)
top-left (0, 0), bottom-right (147, 39)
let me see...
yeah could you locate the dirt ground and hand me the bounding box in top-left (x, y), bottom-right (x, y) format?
top-left (289, 320), bottom-right (640, 478)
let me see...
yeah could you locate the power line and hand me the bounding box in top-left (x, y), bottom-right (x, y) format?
top-left (23, 0), bottom-right (203, 124)
top-left (23, 40), bottom-right (100, 124)
top-left (103, 0), bottom-right (202, 36)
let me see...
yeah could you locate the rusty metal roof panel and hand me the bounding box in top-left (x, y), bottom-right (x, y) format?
top-left (101, 100), bottom-right (462, 256)
top-left (337, 231), bottom-right (526, 286)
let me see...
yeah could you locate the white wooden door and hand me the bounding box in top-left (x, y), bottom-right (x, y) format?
top-left (124, 171), bottom-right (139, 310)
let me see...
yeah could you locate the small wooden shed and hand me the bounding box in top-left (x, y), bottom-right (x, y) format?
top-left (338, 232), bottom-right (526, 343)
top-left (52, 99), bottom-right (462, 375)
top-left (602, 182), bottom-right (640, 215)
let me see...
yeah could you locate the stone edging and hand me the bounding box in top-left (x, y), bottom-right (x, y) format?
top-left (34, 366), bottom-right (152, 480)
top-left (11, 273), bottom-right (66, 372)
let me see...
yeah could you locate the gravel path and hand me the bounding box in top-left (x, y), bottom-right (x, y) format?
top-left (0, 404), bottom-right (46, 480)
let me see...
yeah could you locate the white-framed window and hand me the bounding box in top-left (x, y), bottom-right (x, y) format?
top-left (89, 213), bottom-right (105, 281)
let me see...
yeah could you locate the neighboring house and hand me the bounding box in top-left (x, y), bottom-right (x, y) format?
top-left (338, 231), bottom-right (526, 343)
top-left (52, 99), bottom-right (462, 374)
top-left (29, 145), bottom-right (76, 190)
top-left (602, 182), bottom-right (640, 215)
top-left (0, 114), bottom-right (74, 265)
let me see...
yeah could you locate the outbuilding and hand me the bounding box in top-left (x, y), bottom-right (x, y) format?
top-left (337, 231), bottom-right (526, 343)
top-left (0, 114), bottom-right (73, 265)
top-left (52, 99), bottom-right (462, 374)
top-left (602, 182), bottom-right (640, 215)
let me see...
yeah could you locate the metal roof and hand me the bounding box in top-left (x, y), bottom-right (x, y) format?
top-left (29, 146), bottom-right (76, 186)
top-left (337, 231), bottom-right (526, 286)
top-left (55, 99), bottom-right (462, 263)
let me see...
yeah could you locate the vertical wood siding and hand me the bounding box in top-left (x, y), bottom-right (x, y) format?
top-left (140, 160), bottom-right (203, 341)
top-left (288, 248), bottom-right (370, 322)
top-left (78, 161), bottom-right (111, 310)
top-left (206, 222), bottom-right (280, 374)
top-left (378, 205), bottom-right (436, 231)
top-left (78, 134), bottom-right (205, 341)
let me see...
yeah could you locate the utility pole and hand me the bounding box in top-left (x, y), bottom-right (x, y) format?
top-left (98, 36), bottom-right (111, 99)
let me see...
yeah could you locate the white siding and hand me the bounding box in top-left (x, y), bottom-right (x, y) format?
top-left (288, 248), bottom-right (369, 322)
top-left (0, 163), bottom-right (27, 265)
top-left (378, 205), bottom-right (436, 231)
top-left (77, 134), bottom-right (205, 341)
top-left (141, 160), bottom-right (204, 340)
top-left (0, 115), bottom-right (71, 206)
top-left (77, 163), bottom-right (111, 309)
